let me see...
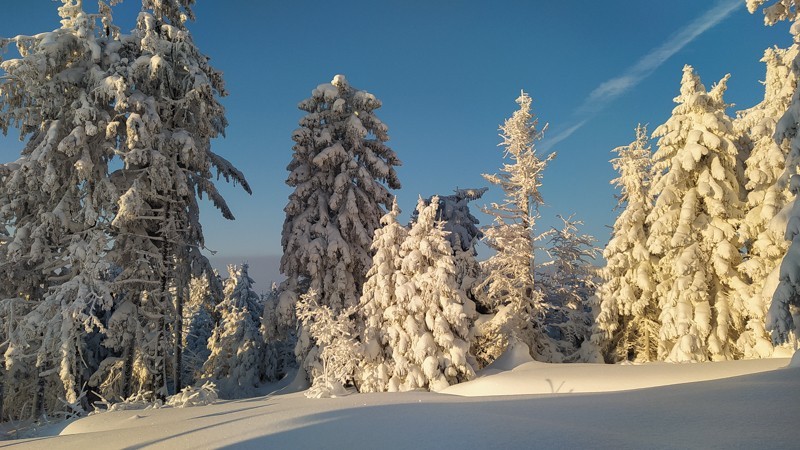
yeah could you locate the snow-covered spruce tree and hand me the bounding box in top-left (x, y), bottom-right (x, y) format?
top-left (296, 289), bottom-right (360, 398)
top-left (202, 264), bottom-right (264, 398)
top-left (0, 1), bottom-right (122, 419)
top-left (95, 0), bottom-right (250, 400)
top-left (646, 66), bottom-right (747, 362)
top-left (736, 45), bottom-right (799, 357)
top-left (181, 273), bottom-right (216, 386)
top-left (747, 0), bottom-right (800, 347)
top-left (539, 216), bottom-right (599, 362)
top-left (386, 197), bottom-right (476, 391)
top-left (591, 124), bottom-right (659, 363)
top-left (476, 91), bottom-right (557, 365)
top-left (356, 198), bottom-right (408, 392)
top-left (261, 282), bottom-right (292, 382)
top-left (412, 187), bottom-right (487, 303)
top-left (281, 74), bottom-right (401, 376)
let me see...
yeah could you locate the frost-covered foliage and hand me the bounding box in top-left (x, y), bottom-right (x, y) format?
top-left (736, 46), bottom-right (799, 357)
top-left (592, 125), bottom-right (659, 363)
top-left (282, 74), bottom-right (401, 310)
top-left (281, 74), bottom-right (401, 375)
top-left (97, 0), bottom-right (250, 401)
top-left (202, 265), bottom-right (264, 399)
top-left (383, 197), bottom-right (476, 392)
top-left (182, 274), bottom-right (217, 386)
top-left (165, 381), bottom-right (218, 408)
top-left (0, 0), bottom-right (247, 419)
top-left (539, 216), bottom-right (599, 362)
top-left (357, 198), bottom-right (408, 392)
top-left (0, 0), bottom-right (120, 420)
top-left (413, 187), bottom-right (487, 253)
top-left (748, 1), bottom-right (800, 347)
top-left (747, 0), bottom-right (800, 25)
top-left (476, 92), bottom-right (557, 365)
top-left (646, 66), bottom-right (747, 362)
top-left (261, 283), bottom-right (293, 382)
top-left (413, 188), bottom-right (487, 306)
top-left (296, 289), bottom-right (360, 398)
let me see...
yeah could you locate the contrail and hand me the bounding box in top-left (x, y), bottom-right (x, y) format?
top-left (542, 0), bottom-right (741, 150)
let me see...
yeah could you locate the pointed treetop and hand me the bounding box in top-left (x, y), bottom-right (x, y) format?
top-left (678, 65), bottom-right (706, 99)
top-left (332, 74), bottom-right (348, 88)
top-left (709, 73), bottom-right (731, 105)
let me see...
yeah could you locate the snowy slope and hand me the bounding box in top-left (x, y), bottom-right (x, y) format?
top-left (5, 357), bottom-right (799, 449)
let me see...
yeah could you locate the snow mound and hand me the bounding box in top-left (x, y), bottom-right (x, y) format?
top-left (443, 358), bottom-right (789, 397)
top-left (790, 350), bottom-right (800, 368)
top-left (479, 340), bottom-right (534, 374)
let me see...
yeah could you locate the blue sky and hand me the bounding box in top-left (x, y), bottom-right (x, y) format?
top-left (0, 0), bottom-right (793, 285)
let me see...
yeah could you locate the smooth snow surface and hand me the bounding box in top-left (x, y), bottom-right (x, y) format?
top-left (6, 358), bottom-right (798, 449)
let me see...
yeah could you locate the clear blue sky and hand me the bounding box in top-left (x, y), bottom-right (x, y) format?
top-left (0, 0), bottom-right (792, 284)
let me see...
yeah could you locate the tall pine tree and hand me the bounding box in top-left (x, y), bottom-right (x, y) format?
top-left (592, 125), bottom-right (658, 362)
top-left (477, 91), bottom-right (557, 364)
top-left (747, 0), bottom-right (800, 347)
top-left (646, 66), bottom-right (746, 362)
top-left (281, 75), bottom-right (401, 375)
top-left (736, 45), bottom-right (799, 357)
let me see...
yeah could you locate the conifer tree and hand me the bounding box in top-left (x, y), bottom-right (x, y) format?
top-left (281, 75), bottom-right (401, 375)
top-left (0, 0), bottom-right (120, 419)
top-left (202, 264), bottom-right (264, 398)
top-left (357, 198), bottom-right (408, 392)
top-left (747, 0), bottom-right (800, 347)
top-left (94, 0), bottom-right (250, 400)
top-left (476, 91), bottom-right (557, 364)
top-left (182, 274), bottom-right (216, 386)
top-left (539, 216), bottom-right (599, 361)
top-left (387, 197), bottom-right (476, 392)
top-left (282, 75), bottom-right (402, 310)
top-left (592, 125), bottom-right (659, 362)
top-left (736, 46), bottom-right (798, 357)
top-left (646, 66), bottom-right (746, 362)
top-left (413, 188), bottom-right (487, 303)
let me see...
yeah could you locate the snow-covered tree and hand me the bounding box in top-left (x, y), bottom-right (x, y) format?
top-left (476, 91), bottom-right (557, 365)
top-left (281, 74), bottom-right (402, 311)
top-left (747, 0), bottom-right (800, 348)
top-left (736, 45), bottom-right (799, 357)
top-left (202, 264), bottom-right (264, 398)
top-left (182, 274), bottom-right (216, 386)
top-left (357, 198), bottom-right (408, 392)
top-left (261, 282), bottom-right (296, 382)
top-left (747, 0), bottom-right (800, 25)
top-left (386, 197), bottom-right (476, 391)
top-left (296, 289), bottom-right (360, 398)
top-left (592, 125), bottom-right (659, 363)
top-left (0, 0), bottom-right (120, 419)
top-left (646, 66), bottom-right (746, 362)
top-left (92, 0), bottom-right (250, 400)
top-left (413, 187), bottom-right (487, 303)
top-left (539, 216), bottom-right (599, 361)
top-left (281, 74), bottom-right (401, 373)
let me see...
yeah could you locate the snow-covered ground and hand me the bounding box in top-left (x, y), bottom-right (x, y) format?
top-left (5, 353), bottom-right (799, 449)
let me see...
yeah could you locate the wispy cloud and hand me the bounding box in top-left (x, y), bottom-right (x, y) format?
top-left (543, 0), bottom-right (741, 149)
top-left (540, 120), bottom-right (587, 152)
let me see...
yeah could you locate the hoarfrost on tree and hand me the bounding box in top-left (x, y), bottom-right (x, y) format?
top-left (735, 44), bottom-right (799, 356)
top-left (385, 197), bottom-right (476, 392)
top-left (475, 91), bottom-right (558, 365)
top-left (646, 66), bottom-right (747, 362)
top-left (592, 124), bottom-right (659, 363)
top-left (202, 264), bottom-right (265, 399)
top-left (281, 74), bottom-right (401, 378)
